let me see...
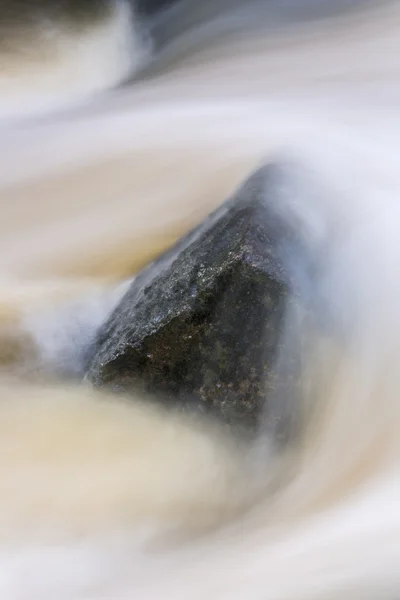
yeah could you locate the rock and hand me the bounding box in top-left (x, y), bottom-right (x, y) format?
top-left (85, 165), bottom-right (314, 434)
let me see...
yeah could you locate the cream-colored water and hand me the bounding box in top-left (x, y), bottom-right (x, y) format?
top-left (0, 0), bottom-right (399, 597)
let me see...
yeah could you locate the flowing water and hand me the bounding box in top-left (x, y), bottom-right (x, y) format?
top-left (0, 0), bottom-right (399, 597)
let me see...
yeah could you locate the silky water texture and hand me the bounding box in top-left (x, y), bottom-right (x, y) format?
top-left (0, 1), bottom-right (399, 598)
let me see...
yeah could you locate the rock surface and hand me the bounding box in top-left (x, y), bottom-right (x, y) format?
top-left (85, 165), bottom-right (313, 432)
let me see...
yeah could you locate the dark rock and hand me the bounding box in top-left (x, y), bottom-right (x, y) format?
top-left (85, 165), bottom-right (315, 433)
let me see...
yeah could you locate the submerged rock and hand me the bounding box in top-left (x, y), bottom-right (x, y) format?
top-left (85, 165), bottom-right (313, 432)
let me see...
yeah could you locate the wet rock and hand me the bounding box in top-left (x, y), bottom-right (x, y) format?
top-left (85, 165), bottom-right (313, 432)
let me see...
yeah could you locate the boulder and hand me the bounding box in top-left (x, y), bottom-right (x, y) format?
top-left (85, 165), bottom-right (313, 434)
